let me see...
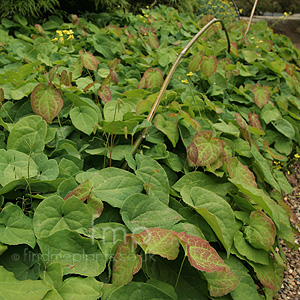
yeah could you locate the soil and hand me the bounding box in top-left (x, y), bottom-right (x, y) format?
top-left (275, 161), bottom-right (300, 299)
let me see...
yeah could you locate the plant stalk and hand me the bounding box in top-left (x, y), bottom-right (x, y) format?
top-left (244, 0), bottom-right (259, 37)
top-left (122, 18), bottom-right (230, 169)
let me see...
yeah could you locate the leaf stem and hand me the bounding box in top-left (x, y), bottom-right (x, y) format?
top-left (175, 255), bottom-right (186, 289)
top-left (122, 18), bottom-right (230, 169)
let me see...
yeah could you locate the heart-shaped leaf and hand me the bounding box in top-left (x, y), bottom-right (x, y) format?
top-left (154, 114), bottom-right (178, 147)
top-left (251, 83), bottom-right (270, 108)
top-left (248, 112), bottom-right (262, 130)
top-left (186, 130), bottom-right (223, 166)
top-left (200, 56), bottom-right (217, 77)
top-left (188, 51), bottom-right (204, 72)
top-left (31, 83), bottom-right (63, 124)
top-left (141, 68), bottom-right (164, 91)
top-left (244, 211), bottom-right (276, 251)
top-left (98, 85), bottom-right (111, 103)
top-left (70, 106), bottom-right (98, 135)
top-left (79, 50), bottom-right (99, 71)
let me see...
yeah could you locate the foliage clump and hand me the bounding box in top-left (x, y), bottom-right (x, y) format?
top-left (0, 4), bottom-right (299, 300)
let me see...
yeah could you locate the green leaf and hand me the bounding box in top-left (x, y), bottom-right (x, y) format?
top-left (261, 103), bottom-right (281, 124)
top-left (233, 231), bottom-right (269, 265)
top-left (107, 281), bottom-right (177, 300)
top-left (0, 266), bottom-right (50, 300)
top-left (79, 50), bottom-right (99, 71)
top-left (227, 157), bottom-right (257, 188)
top-left (158, 48), bottom-right (177, 67)
top-left (76, 168), bottom-right (144, 208)
top-left (64, 179), bottom-right (93, 201)
top-left (133, 228), bottom-right (179, 260)
top-left (0, 149), bottom-right (38, 186)
top-left (204, 269), bottom-right (240, 297)
top-left (242, 49), bottom-right (260, 63)
top-left (70, 106), bottom-right (98, 135)
top-left (147, 31), bottom-right (160, 49)
top-left (40, 262), bottom-right (63, 289)
top-left (37, 229), bottom-right (106, 276)
top-left (30, 83), bottom-right (63, 124)
top-left (272, 118), bottom-right (295, 139)
top-left (58, 277), bottom-right (103, 300)
top-left (186, 131), bottom-right (223, 166)
top-left (154, 114), bottom-right (179, 147)
top-left (7, 115), bottom-right (47, 154)
top-left (0, 205), bottom-right (36, 248)
top-left (111, 235), bottom-right (142, 286)
top-left (244, 211), bottom-right (276, 251)
top-left (135, 154), bottom-right (170, 205)
top-left (181, 186), bottom-right (236, 254)
top-left (33, 195), bottom-right (94, 239)
top-left (121, 193), bottom-right (184, 233)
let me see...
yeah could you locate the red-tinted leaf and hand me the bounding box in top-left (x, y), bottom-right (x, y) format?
top-left (31, 83), bottom-right (63, 124)
top-left (187, 130), bottom-right (223, 166)
top-left (204, 269), bottom-right (240, 297)
top-left (230, 42), bottom-right (238, 56)
top-left (98, 85), bottom-right (111, 103)
top-left (108, 58), bottom-right (120, 70)
top-left (201, 56), bottom-right (217, 77)
top-left (83, 81), bottom-right (98, 93)
top-left (180, 110), bottom-right (201, 131)
top-left (60, 70), bottom-right (72, 86)
top-left (105, 24), bottom-right (123, 37)
top-left (235, 112), bottom-right (251, 144)
top-left (227, 157), bottom-right (257, 188)
top-left (138, 76), bottom-right (147, 89)
top-left (133, 228), bottom-right (179, 260)
top-left (124, 25), bottom-right (130, 36)
top-left (71, 14), bottom-right (80, 25)
top-left (47, 65), bottom-right (59, 84)
top-left (188, 52), bottom-right (204, 72)
top-left (87, 193), bottom-right (103, 219)
top-left (147, 31), bottom-right (159, 49)
top-left (110, 69), bottom-right (118, 85)
top-left (127, 34), bottom-right (138, 45)
top-left (79, 50), bottom-right (99, 71)
top-left (248, 112), bottom-right (262, 130)
top-left (251, 83), bottom-right (270, 108)
top-left (262, 140), bottom-right (286, 160)
top-left (0, 88), bottom-right (4, 105)
top-left (64, 179), bottom-right (93, 201)
top-left (285, 64), bottom-right (294, 76)
top-left (245, 210), bottom-right (276, 251)
top-left (34, 24), bottom-right (45, 37)
top-left (139, 25), bottom-right (148, 35)
top-left (175, 232), bottom-right (229, 272)
top-left (112, 235), bottom-right (142, 286)
top-left (143, 68), bottom-right (164, 91)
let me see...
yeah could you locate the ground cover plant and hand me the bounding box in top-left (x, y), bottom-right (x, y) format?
top-left (0, 5), bottom-right (300, 300)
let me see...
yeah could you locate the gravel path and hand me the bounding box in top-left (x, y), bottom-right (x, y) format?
top-left (275, 162), bottom-right (300, 299)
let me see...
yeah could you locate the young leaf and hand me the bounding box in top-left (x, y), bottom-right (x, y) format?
top-left (0, 88), bottom-right (4, 105)
top-left (31, 83), bottom-right (63, 124)
top-left (188, 52), bottom-right (204, 72)
top-left (60, 70), bottom-right (72, 86)
top-left (248, 112), bottom-right (262, 130)
top-left (186, 130), bottom-right (223, 166)
top-left (79, 50), bottom-right (99, 71)
top-left (147, 31), bottom-right (159, 49)
top-left (200, 56), bottom-right (217, 77)
top-left (64, 179), bottom-right (93, 201)
top-left (235, 113), bottom-right (251, 144)
top-left (112, 235), bottom-right (142, 286)
top-left (251, 83), bottom-right (270, 108)
top-left (244, 211), bottom-right (276, 251)
top-left (70, 106), bottom-right (98, 135)
top-left (98, 85), bottom-right (112, 103)
top-left (133, 228), bottom-right (179, 260)
top-left (141, 68), bottom-right (164, 91)
top-left (175, 232), bottom-right (229, 272)
top-left (110, 69), bottom-right (118, 85)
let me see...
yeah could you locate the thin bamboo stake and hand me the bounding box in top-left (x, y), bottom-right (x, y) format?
top-left (244, 0), bottom-right (259, 38)
top-left (122, 18), bottom-right (230, 169)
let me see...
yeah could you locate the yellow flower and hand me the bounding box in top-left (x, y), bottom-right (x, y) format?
top-left (295, 153), bottom-right (300, 158)
top-left (67, 34), bottom-right (74, 40)
top-left (186, 72), bottom-right (193, 76)
top-left (178, 76), bottom-right (181, 80)
top-left (56, 30), bottom-right (63, 37)
top-left (59, 37), bottom-right (64, 43)
top-left (51, 37), bottom-right (58, 42)
top-left (181, 79), bottom-right (189, 84)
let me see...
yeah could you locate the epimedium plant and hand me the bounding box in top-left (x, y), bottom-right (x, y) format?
top-left (0, 4), bottom-right (300, 300)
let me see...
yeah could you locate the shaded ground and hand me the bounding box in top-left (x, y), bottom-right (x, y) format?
top-left (275, 162), bottom-right (300, 299)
